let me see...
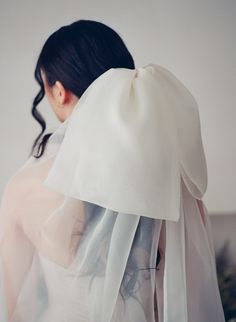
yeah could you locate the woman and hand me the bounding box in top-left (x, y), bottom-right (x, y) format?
top-left (0, 19), bottom-right (225, 322)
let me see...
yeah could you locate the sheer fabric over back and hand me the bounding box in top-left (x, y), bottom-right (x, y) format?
top-left (0, 155), bottom-right (225, 322)
top-left (0, 63), bottom-right (225, 322)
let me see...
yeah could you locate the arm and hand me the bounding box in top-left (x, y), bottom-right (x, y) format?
top-left (0, 177), bottom-right (34, 320)
top-left (0, 157), bottom-right (85, 320)
top-left (0, 216), bottom-right (34, 319)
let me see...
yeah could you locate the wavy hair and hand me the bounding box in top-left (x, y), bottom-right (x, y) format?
top-left (30, 19), bottom-right (161, 307)
top-left (30, 19), bottom-right (135, 158)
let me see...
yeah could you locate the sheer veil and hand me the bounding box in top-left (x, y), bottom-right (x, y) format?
top-left (0, 63), bottom-right (225, 322)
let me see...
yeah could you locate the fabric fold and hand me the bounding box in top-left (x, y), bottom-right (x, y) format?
top-left (0, 62), bottom-right (225, 322)
top-left (42, 63), bottom-right (208, 222)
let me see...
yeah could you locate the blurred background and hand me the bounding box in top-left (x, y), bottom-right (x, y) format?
top-left (0, 0), bottom-right (235, 320)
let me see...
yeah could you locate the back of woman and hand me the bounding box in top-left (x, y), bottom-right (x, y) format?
top-left (0, 19), bottom-right (225, 322)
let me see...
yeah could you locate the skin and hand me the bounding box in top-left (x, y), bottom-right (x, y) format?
top-left (40, 69), bottom-right (86, 267)
top-left (41, 69), bottom-right (79, 122)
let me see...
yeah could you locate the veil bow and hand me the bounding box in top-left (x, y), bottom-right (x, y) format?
top-left (42, 63), bottom-right (208, 221)
top-left (1, 63), bottom-right (225, 322)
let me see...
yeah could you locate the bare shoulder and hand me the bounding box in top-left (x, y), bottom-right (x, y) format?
top-left (0, 156), bottom-right (57, 214)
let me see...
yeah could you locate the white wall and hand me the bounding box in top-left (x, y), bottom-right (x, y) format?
top-left (0, 0), bottom-right (235, 214)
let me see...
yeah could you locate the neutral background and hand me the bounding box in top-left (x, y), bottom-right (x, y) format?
top-left (0, 0), bottom-right (235, 215)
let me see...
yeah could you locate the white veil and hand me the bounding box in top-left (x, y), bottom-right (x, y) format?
top-left (0, 63), bottom-right (225, 322)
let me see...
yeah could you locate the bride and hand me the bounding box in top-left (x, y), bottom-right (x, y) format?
top-left (0, 19), bottom-right (225, 322)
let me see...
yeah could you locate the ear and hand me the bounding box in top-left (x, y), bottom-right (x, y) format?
top-left (54, 81), bottom-right (69, 105)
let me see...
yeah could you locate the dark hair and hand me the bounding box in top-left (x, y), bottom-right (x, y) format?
top-left (30, 19), bottom-right (135, 158)
top-left (72, 203), bottom-right (162, 310)
top-left (29, 19), bottom-right (161, 308)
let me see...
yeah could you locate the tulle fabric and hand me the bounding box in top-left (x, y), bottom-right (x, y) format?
top-left (0, 63), bottom-right (225, 322)
top-left (0, 156), bottom-right (225, 322)
top-left (42, 64), bottom-right (208, 222)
